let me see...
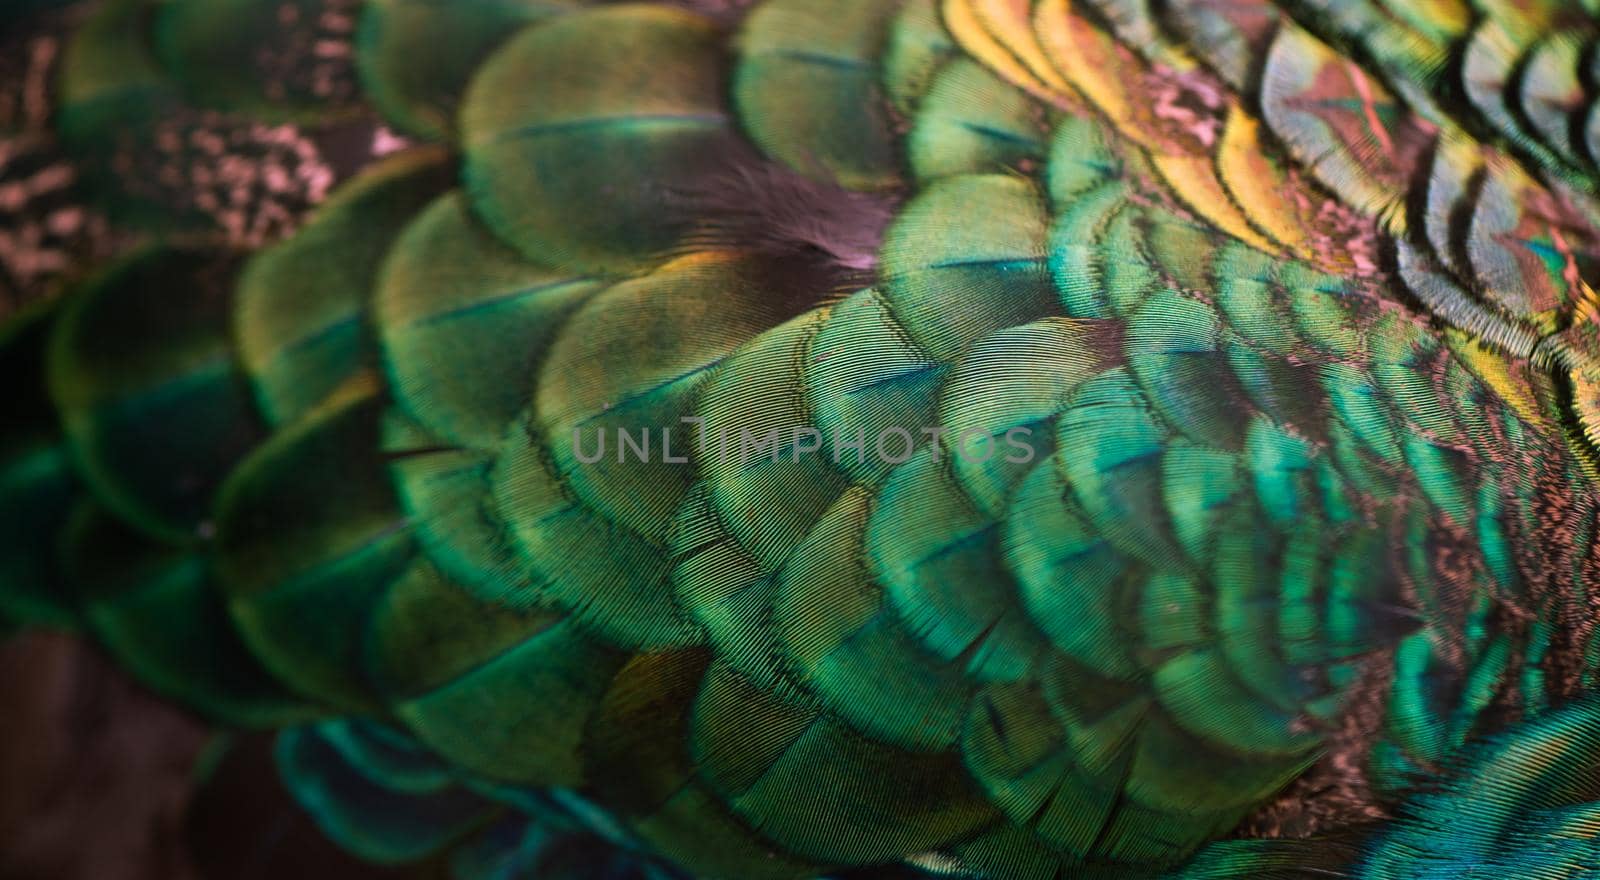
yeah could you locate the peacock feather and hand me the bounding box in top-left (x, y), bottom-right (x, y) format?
top-left (7, 0), bottom-right (1600, 876)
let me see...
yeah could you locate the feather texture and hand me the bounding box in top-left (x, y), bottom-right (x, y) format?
top-left (10, 0), bottom-right (1600, 877)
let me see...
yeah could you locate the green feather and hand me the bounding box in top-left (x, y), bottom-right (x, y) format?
top-left (880, 173), bottom-right (1060, 361)
top-left (396, 613), bottom-right (624, 787)
top-left (460, 5), bottom-right (739, 274)
top-left (214, 382), bottom-right (410, 712)
top-left (54, 0), bottom-right (205, 227)
top-left (869, 446), bottom-right (1043, 684)
top-left (153, 0), bottom-right (361, 121)
top-left (27, 0), bottom-right (1600, 876)
top-left (383, 414), bottom-right (522, 599)
top-left (690, 658), bottom-right (997, 865)
top-left (771, 485), bottom-right (976, 749)
top-left (492, 251), bottom-right (811, 648)
top-left (908, 58), bottom-right (1051, 182)
top-left (672, 312), bottom-right (850, 683)
top-left (1124, 289), bottom-right (1252, 451)
top-left (804, 288), bottom-right (945, 485)
top-left (64, 502), bottom-right (320, 726)
top-left (48, 244), bottom-right (261, 544)
top-left (356, 0), bottom-right (584, 141)
top-left (236, 148), bottom-right (453, 426)
top-left (375, 192), bottom-right (603, 452)
top-left (584, 650), bottom-right (828, 880)
top-left (0, 303), bottom-right (80, 628)
top-left (881, 0), bottom-right (959, 115)
top-left (733, 0), bottom-right (904, 190)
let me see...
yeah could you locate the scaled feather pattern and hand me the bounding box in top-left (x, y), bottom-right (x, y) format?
top-left (7, 0), bottom-right (1600, 877)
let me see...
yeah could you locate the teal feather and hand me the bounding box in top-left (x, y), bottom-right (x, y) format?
top-left (276, 722), bottom-right (500, 863)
